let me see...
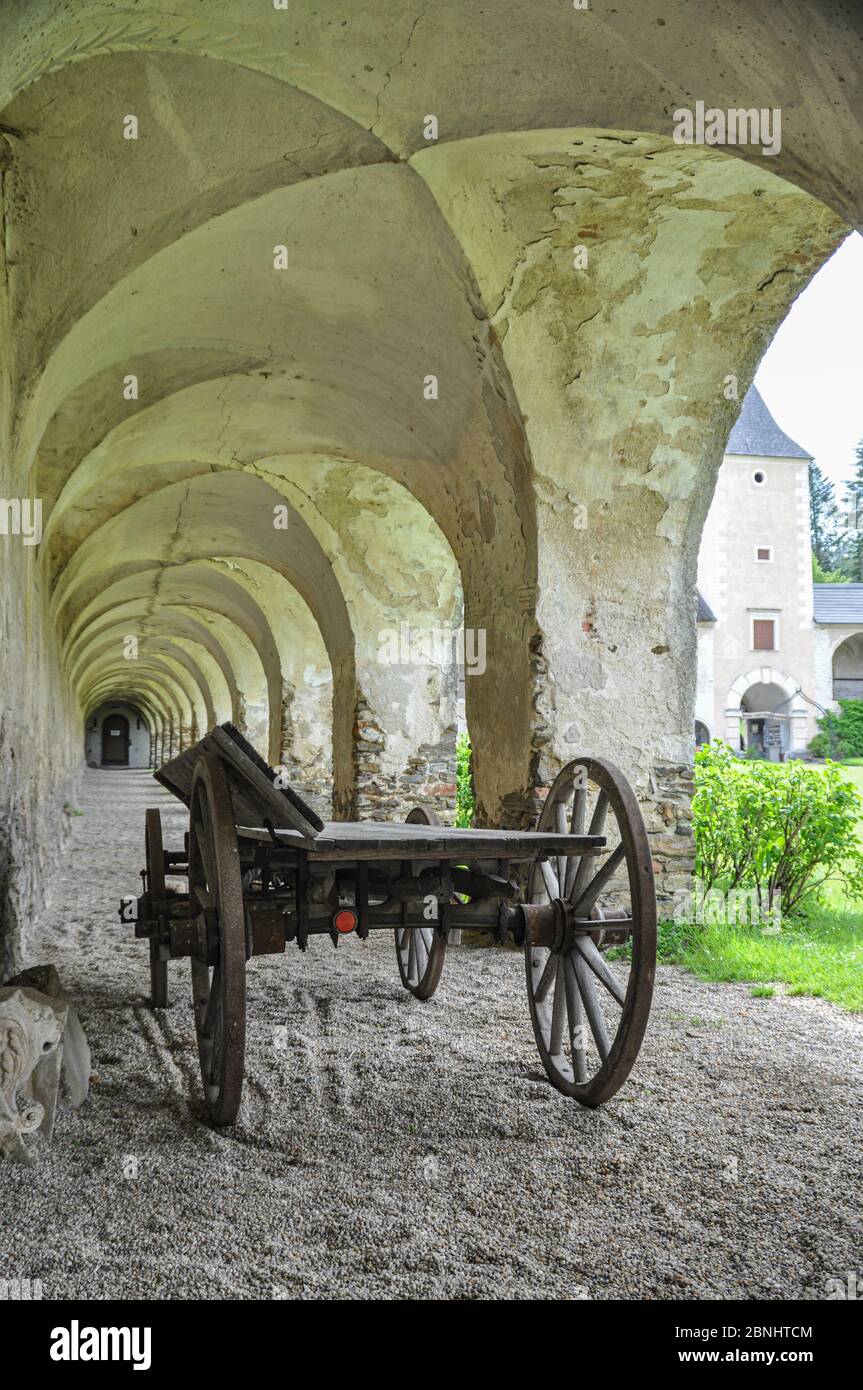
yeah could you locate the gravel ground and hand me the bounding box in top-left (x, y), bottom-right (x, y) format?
top-left (3, 769), bottom-right (862, 1300)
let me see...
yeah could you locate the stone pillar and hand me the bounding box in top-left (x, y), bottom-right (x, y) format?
top-left (354, 692), bottom-right (458, 823)
top-left (418, 130), bottom-right (845, 902)
top-left (279, 678), bottom-right (334, 822)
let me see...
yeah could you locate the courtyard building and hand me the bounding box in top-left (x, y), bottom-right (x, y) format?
top-left (697, 385), bottom-right (863, 759)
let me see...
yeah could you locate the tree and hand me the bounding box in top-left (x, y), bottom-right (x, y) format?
top-left (813, 553), bottom-right (846, 583)
top-left (838, 439), bottom-right (863, 581)
top-left (809, 462), bottom-right (844, 574)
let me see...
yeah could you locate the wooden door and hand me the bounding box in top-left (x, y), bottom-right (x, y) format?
top-left (102, 715), bottom-right (129, 765)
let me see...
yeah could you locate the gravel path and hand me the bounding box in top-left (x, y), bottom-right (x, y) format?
top-left (3, 769), bottom-right (862, 1300)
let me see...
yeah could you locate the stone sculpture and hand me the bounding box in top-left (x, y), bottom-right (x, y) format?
top-left (0, 966), bottom-right (90, 1164)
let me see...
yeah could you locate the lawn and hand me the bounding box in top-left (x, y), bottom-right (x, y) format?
top-left (659, 761), bottom-right (863, 1012)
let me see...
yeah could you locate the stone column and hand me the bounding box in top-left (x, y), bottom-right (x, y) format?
top-left (419, 130), bottom-right (845, 903)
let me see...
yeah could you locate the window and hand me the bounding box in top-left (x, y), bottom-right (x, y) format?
top-left (755, 545), bottom-right (773, 562)
top-left (752, 469), bottom-right (767, 485)
top-left (752, 618), bottom-right (776, 651)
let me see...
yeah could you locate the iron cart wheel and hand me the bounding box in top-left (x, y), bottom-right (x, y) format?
top-left (394, 805), bottom-right (448, 999)
top-left (524, 758), bottom-right (656, 1106)
top-left (188, 753), bottom-right (247, 1126)
top-left (145, 808), bottom-right (169, 1009)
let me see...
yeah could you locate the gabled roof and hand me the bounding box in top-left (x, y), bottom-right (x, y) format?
top-left (813, 584), bottom-right (863, 623)
top-left (726, 384), bottom-right (812, 461)
top-left (696, 589), bottom-right (716, 623)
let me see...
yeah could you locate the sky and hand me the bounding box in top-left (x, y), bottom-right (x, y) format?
top-left (753, 231), bottom-right (863, 497)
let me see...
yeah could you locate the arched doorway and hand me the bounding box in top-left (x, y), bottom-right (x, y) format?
top-left (832, 634), bottom-right (863, 699)
top-left (726, 667), bottom-right (809, 759)
top-left (86, 701), bottom-right (152, 768)
top-left (101, 714), bottom-right (130, 766)
top-left (739, 682), bottom-right (791, 760)
top-left (695, 720), bottom-right (711, 748)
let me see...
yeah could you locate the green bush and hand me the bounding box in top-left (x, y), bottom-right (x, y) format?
top-left (693, 741), bottom-right (863, 916)
top-left (808, 728), bottom-right (848, 759)
top-left (809, 700), bottom-right (863, 759)
top-left (454, 732), bottom-right (475, 828)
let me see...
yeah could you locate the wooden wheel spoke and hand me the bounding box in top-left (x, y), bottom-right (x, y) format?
top-left (540, 858), bottom-right (560, 901)
top-left (571, 840), bottom-right (626, 915)
top-left (549, 961), bottom-right (566, 1055)
top-left (563, 958), bottom-right (588, 1083)
top-left (534, 950), bottom-right (558, 1003)
top-left (572, 935), bottom-right (626, 1006)
top-left (553, 801), bottom-right (568, 896)
top-left (407, 929), bottom-right (417, 983)
top-left (573, 955), bottom-right (611, 1061)
top-left (568, 790), bottom-right (609, 905)
top-left (565, 786), bottom-right (587, 897)
top-left (202, 964), bottom-right (222, 1039)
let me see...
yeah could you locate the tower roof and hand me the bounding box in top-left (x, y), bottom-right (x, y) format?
top-left (726, 385), bottom-right (812, 460)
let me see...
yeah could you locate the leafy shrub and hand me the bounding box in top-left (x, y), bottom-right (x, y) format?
top-left (454, 732), bottom-right (475, 828)
top-left (809, 700), bottom-right (863, 759)
top-left (808, 728), bottom-right (848, 759)
top-left (693, 741), bottom-right (863, 916)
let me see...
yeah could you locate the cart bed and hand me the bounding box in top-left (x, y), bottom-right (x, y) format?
top-left (236, 820), bottom-right (605, 862)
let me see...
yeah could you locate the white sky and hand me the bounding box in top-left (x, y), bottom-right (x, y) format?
top-left (753, 231), bottom-right (863, 497)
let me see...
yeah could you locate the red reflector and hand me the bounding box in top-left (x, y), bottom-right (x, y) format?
top-left (333, 909), bottom-right (358, 934)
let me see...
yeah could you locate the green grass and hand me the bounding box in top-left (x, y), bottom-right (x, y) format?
top-left (657, 910), bottom-right (863, 1011)
top-left (662, 760), bottom-right (863, 1011)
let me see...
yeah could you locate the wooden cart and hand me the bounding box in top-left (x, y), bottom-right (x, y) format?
top-left (125, 724), bottom-right (656, 1125)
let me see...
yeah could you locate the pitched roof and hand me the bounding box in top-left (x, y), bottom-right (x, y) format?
top-left (726, 384), bottom-right (811, 460)
top-left (813, 584), bottom-right (863, 623)
top-left (696, 589), bottom-right (716, 623)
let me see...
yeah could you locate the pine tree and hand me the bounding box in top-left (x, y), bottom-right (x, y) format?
top-left (809, 461), bottom-right (843, 574)
top-left (839, 439), bottom-right (863, 581)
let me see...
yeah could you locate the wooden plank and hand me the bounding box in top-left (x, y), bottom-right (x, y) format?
top-left (209, 727), bottom-right (320, 838)
top-left (154, 727), bottom-right (321, 839)
top-left (236, 821), bottom-right (606, 863)
top-left (153, 746), bottom-right (199, 806)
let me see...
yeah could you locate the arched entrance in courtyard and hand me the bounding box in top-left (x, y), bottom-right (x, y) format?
top-left (726, 668), bottom-right (809, 760)
top-left (832, 634), bottom-right (863, 700)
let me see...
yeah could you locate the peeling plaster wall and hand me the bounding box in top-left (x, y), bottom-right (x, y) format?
top-left (417, 132), bottom-right (847, 898)
top-left (0, 148), bottom-right (81, 977)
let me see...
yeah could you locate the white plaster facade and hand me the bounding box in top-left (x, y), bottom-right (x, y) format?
top-left (697, 389), bottom-right (863, 758)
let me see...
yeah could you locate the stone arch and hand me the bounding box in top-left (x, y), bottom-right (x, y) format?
top-left (84, 698), bottom-right (152, 769)
top-left (726, 667), bottom-right (808, 755)
top-left (831, 632), bottom-right (863, 701)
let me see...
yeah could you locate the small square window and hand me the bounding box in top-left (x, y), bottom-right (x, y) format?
top-left (753, 618), bottom-right (776, 651)
top-left (755, 546), bottom-right (772, 562)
